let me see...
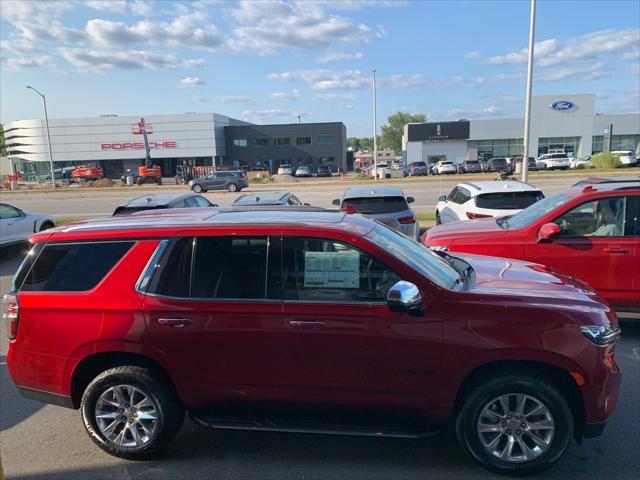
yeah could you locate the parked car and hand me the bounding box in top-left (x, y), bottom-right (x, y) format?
top-left (316, 165), bottom-right (332, 177)
top-left (5, 208), bottom-right (621, 475)
top-left (370, 162), bottom-right (392, 178)
top-left (572, 176), bottom-right (640, 187)
top-left (435, 181), bottom-right (544, 225)
top-left (333, 186), bottom-right (418, 239)
top-left (113, 193), bottom-right (216, 216)
top-left (569, 156), bottom-right (592, 169)
top-left (295, 166), bottom-right (312, 177)
top-left (507, 157), bottom-right (538, 172)
top-left (457, 160), bottom-right (482, 174)
top-left (231, 192), bottom-right (307, 206)
top-left (537, 153), bottom-right (570, 170)
top-left (432, 161), bottom-right (457, 175)
top-left (611, 151), bottom-right (637, 166)
top-left (482, 158), bottom-right (510, 173)
top-left (423, 179), bottom-right (640, 311)
top-left (189, 171), bottom-right (248, 193)
top-left (408, 161), bottom-right (430, 176)
top-left (277, 164), bottom-right (293, 175)
top-left (0, 203), bottom-right (55, 247)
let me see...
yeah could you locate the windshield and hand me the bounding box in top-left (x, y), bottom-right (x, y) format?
top-left (412, 162), bottom-right (426, 167)
top-left (501, 192), bottom-right (571, 230)
top-left (344, 196), bottom-right (408, 214)
top-left (366, 225), bottom-right (460, 289)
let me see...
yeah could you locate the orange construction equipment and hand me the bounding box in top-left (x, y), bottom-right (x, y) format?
top-left (71, 165), bottom-right (103, 180)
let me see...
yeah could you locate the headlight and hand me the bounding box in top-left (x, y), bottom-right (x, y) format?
top-left (188, 180), bottom-right (194, 185)
top-left (580, 323), bottom-right (621, 345)
top-left (428, 245), bottom-right (449, 252)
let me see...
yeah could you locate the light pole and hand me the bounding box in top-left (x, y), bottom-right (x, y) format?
top-left (26, 86), bottom-right (56, 190)
top-left (372, 69), bottom-right (378, 181)
top-left (521, 0), bottom-right (536, 183)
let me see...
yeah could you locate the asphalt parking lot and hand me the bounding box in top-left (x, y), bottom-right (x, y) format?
top-left (0, 245), bottom-right (639, 480)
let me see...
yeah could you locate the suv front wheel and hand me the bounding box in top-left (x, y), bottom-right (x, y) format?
top-left (456, 374), bottom-right (573, 476)
top-left (81, 366), bottom-right (184, 460)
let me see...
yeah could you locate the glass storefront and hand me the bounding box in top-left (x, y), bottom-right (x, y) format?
top-left (537, 137), bottom-right (580, 157)
top-left (592, 134), bottom-right (640, 154)
top-left (475, 138), bottom-right (523, 161)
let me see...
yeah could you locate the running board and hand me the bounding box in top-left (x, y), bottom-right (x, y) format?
top-left (190, 414), bottom-right (441, 439)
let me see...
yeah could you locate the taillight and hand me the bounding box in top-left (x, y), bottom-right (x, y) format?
top-left (466, 212), bottom-right (492, 219)
top-left (3, 293), bottom-right (19, 339)
top-left (398, 214), bottom-right (416, 224)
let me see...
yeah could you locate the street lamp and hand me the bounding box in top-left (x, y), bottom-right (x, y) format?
top-left (521, 0), bottom-right (536, 183)
top-left (26, 85), bottom-right (56, 190)
top-left (372, 69), bottom-right (378, 181)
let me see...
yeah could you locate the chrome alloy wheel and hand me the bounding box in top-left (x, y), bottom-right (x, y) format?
top-left (477, 393), bottom-right (555, 463)
top-left (95, 384), bottom-right (159, 448)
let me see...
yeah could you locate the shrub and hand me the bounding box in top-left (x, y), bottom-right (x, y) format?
top-left (249, 176), bottom-right (274, 184)
top-left (591, 152), bottom-right (622, 169)
top-left (352, 174), bottom-right (371, 181)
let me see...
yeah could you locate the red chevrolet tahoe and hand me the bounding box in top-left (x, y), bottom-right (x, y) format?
top-left (4, 207), bottom-right (621, 475)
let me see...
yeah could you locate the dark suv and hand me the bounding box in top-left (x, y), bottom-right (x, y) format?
top-left (5, 208), bottom-right (620, 475)
top-left (189, 171), bottom-right (248, 193)
top-left (113, 193), bottom-right (216, 215)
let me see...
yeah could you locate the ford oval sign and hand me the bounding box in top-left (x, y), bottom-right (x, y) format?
top-left (550, 101), bottom-right (574, 111)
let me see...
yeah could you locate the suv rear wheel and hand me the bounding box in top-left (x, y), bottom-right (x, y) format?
top-left (227, 183), bottom-right (238, 192)
top-left (191, 184), bottom-right (203, 193)
top-left (81, 366), bottom-right (184, 460)
top-left (456, 374), bottom-right (573, 475)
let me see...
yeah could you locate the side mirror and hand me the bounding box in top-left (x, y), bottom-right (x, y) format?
top-left (538, 222), bottom-right (560, 242)
top-left (407, 196), bottom-right (415, 204)
top-left (387, 281), bottom-right (424, 317)
top-left (332, 199), bottom-right (340, 206)
top-left (438, 195), bottom-right (447, 202)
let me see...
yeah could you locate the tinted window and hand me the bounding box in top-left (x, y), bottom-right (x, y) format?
top-left (628, 196), bottom-right (639, 236)
top-left (411, 162), bottom-right (426, 167)
top-left (505, 192), bottom-right (572, 230)
top-left (449, 187), bottom-right (471, 205)
top-left (253, 138), bottom-right (269, 147)
top-left (193, 196), bottom-right (211, 207)
top-left (20, 241), bottom-right (133, 292)
top-left (475, 191), bottom-right (544, 210)
top-left (343, 196), bottom-right (408, 214)
top-left (148, 237), bottom-right (193, 297)
top-left (233, 139), bottom-right (247, 147)
top-left (296, 137), bottom-right (312, 145)
top-left (283, 237), bottom-right (402, 302)
top-left (553, 197), bottom-right (627, 237)
top-left (317, 135), bottom-right (335, 145)
top-left (0, 204), bottom-right (21, 219)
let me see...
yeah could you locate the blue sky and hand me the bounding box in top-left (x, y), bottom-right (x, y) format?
top-left (1, 0), bottom-right (639, 136)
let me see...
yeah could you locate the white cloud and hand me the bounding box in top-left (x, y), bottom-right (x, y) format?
top-left (84, 1), bottom-right (128, 13)
top-left (312, 1), bottom-right (409, 11)
top-left (226, 1), bottom-right (385, 54)
top-left (58, 48), bottom-right (204, 72)
top-left (130, 0), bottom-right (154, 16)
top-left (269, 89), bottom-right (302, 101)
top-left (622, 49), bottom-right (640, 61)
top-left (4, 54), bottom-right (57, 70)
top-left (215, 95), bottom-right (252, 103)
top-left (85, 13), bottom-right (222, 50)
top-left (488, 29), bottom-right (640, 67)
top-left (464, 50), bottom-right (481, 60)
top-left (179, 76), bottom-right (206, 88)
top-left (241, 109), bottom-right (305, 122)
top-left (317, 51), bottom-right (364, 63)
top-left (268, 69), bottom-right (368, 89)
top-left (313, 92), bottom-right (356, 101)
top-left (536, 61), bottom-right (613, 82)
top-left (382, 74), bottom-right (426, 90)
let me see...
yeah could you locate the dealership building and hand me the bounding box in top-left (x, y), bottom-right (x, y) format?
top-left (403, 94), bottom-right (640, 164)
top-left (3, 112), bottom-right (347, 177)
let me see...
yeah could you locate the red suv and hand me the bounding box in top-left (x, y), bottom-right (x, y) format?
top-left (5, 208), bottom-right (621, 475)
top-left (423, 181), bottom-right (640, 313)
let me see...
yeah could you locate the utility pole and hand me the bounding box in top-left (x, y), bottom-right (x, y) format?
top-left (372, 69), bottom-right (378, 181)
top-left (26, 86), bottom-right (56, 190)
top-left (297, 115), bottom-right (301, 124)
top-left (521, 0), bottom-right (536, 183)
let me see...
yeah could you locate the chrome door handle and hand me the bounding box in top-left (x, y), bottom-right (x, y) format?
top-left (288, 320), bottom-right (326, 328)
top-left (602, 247), bottom-right (629, 254)
top-left (158, 318), bottom-right (192, 328)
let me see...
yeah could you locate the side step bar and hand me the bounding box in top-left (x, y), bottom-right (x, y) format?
top-left (191, 414), bottom-right (441, 439)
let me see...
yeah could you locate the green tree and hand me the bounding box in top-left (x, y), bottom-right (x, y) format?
top-left (380, 112), bottom-right (426, 152)
top-left (0, 123), bottom-right (6, 156)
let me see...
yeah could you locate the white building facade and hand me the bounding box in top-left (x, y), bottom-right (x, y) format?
top-left (4, 112), bottom-right (248, 177)
top-left (404, 94), bottom-right (640, 164)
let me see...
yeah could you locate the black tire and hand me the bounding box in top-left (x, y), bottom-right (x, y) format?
top-left (456, 374), bottom-right (573, 476)
top-left (192, 184), bottom-right (203, 193)
top-left (156, 177), bottom-right (162, 185)
top-left (81, 366), bottom-right (184, 460)
top-left (435, 211), bottom-right (441, 225)
top-left (227, 183), bottom-right (238, 192)
top-left (39, 221), bottom-right (55, 232)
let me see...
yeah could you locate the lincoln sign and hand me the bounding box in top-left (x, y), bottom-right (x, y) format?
top-left (101, 141), bottom-right (177, 150)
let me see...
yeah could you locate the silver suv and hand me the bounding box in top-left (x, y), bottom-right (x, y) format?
top-left (332, 186), bottom-right (419, 239)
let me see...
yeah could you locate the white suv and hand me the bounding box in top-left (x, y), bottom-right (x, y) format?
top-left (537, 153), bottom-right (570, 170)
top-left (432, 161), bottom-right (457, 175)
top-left (435, 181), bottom-right (544, 224)
top-left (611, 151), bottom-right (637, 166)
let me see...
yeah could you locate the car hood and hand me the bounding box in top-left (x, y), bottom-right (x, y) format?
top-left (454, 252), bottom-right (602, 304)
top-left (423, 217), bottom-right (506, 243)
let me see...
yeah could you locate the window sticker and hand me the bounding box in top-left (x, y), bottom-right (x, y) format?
top-left (304, 251), bottom-right (360, 288)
